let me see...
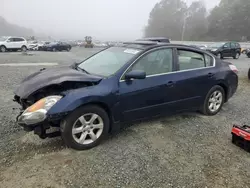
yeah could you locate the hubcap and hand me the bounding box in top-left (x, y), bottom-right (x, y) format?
top-left (72, 113), bottom-right (104, 145)
top-left (208, 91), bottom-right (223, 112)
top-left (236, 53), bottom-right (239, 58)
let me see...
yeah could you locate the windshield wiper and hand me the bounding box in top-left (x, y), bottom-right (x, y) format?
top-left (76, 66), bottom-right (90, 74)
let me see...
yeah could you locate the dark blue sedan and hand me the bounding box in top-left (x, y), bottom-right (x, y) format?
top-left (14, 41), bottom-right (238, 150)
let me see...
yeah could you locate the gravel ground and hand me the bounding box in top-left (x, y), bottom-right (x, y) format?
top-left (0, 48), bottom-right (250, 188)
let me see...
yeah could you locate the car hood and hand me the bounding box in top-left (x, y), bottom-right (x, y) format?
top-left (14, 65), bottom-right (103, 99)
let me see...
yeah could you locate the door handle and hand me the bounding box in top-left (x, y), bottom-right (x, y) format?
top-left (166, 81), bottom-right (175, 87)
top-left (208, 73), bottom-right (215, 78)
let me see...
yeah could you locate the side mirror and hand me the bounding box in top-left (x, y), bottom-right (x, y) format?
top-left (125, 70), bottom-right (146, 80)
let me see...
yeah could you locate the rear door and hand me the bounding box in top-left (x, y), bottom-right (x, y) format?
top-left (230, 42), bottom-right (236, 57)
top-left (171, 48), bottom-right (217, 110)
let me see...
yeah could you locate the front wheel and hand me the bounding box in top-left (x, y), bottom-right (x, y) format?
top-left (201, 85), bottom-right (225, 116)
top-left (60, 105), bottom-right (110, 150)
top-left (0, 45), bottom-right (7, 52)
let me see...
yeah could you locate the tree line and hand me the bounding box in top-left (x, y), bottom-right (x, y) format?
top-left (144, 0), bottom-right (250, 41)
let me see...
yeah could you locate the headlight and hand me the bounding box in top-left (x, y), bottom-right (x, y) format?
top-left (18, 95), bottom-right (62, 125)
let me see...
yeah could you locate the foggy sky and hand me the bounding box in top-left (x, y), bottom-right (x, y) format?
top-left (1, 0), bottom-right (220, 41)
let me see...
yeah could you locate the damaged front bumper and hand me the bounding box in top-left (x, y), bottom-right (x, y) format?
top-left (14, 95), bottom-right (66, 139)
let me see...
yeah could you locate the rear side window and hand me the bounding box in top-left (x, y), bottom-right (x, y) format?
top-left (205, 54), bottom-right (213, 67)
top-left (235, 43), bottom-right (240, 48)
top-left (177, 50), bottom-right (205, 71)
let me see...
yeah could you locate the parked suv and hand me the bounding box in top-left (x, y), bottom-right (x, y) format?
top-left (206, 42), bottom-right (241, 59)
top-left (0, 36), bottom-right (28, 52)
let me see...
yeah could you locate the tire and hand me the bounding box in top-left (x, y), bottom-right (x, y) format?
top-left (217, 53), bottom-right (223, 59)
top-left (201, 85), bottom-right (225, 116)
top-left (67, 47), bottom-right (71, 52)
top-left (21, 45), bottom-right (27, 52)
top-left (247, 53), bottom-right (250, 58)
top-left (233, 52), bottom-right (240, 59)
top-left (248, 68), bottom-right (250, 80)
top-left (60, 105), bottom-right (110, 150)
top-left (0, 45), bottom-right (7, 52)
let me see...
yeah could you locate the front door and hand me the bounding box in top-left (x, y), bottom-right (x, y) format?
top-left (118, 47), bottom-right (178, 122)
top-left (222, 42), bottom-right (231, 57)
top-left (5, 38), bottom-right (15, 49)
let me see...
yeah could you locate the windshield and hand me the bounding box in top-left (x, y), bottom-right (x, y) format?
top-left (209, 43), bottom-right (224, 48)
top-left (77, 47), bottom-right (141, 77)
top-left (0, 37), bottom-right (8, 42)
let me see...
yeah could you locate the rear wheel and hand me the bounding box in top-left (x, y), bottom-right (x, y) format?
top-left (233, 52), bottom-right (240, 59)
top-left (248, 68), bottom-right (250, 80)
top-left (21, 45), bottom-right (27, 52)
top-left (201, 85), bottom-right (225, 116)
top-left (217, 53), bottom-right (223, 59)
top-left (60, 105), bottom-right (110, 150)
top-left (0, 45), bottom-right (7, 52)
top-left (66, 47), bottom-right (71, 52)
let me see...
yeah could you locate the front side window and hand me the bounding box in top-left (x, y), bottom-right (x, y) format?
top-left (7, 38), bottom-right (14, 42)
top-left (78, 47), bottom-right (141, 77)
top-left (130, 48), bottom-right (173, 76)
top-left (177, 50), bottom-right (205, 71)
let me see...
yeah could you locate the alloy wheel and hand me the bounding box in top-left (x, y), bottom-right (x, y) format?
top-left (208, 90), bottom-right (223, 113)
top-left (72, 113), bottom-right (104, 145)
top-left (1, 46), bottom-right (6, 52)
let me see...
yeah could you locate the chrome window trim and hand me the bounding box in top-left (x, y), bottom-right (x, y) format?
top-left (119, 46), bottom-right (216, 82)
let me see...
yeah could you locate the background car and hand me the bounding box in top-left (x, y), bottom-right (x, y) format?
top-left (0, 36), bottom-right (27, 52)
top-left (42, 41), bottom-right (71, 52)
top-left (27, 40), bottom-right (39, 50)
top-left (14, 41), bottom-right (238, 150)
top-left (136, 37), bottom-right (170, 43)
top-left (206, 42), bottom-right (241, 59)
top-left (247, 50), bottom-right (250, 58)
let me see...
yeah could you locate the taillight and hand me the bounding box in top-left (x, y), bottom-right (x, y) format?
top-left (229, 64), bottom-right (238, 74)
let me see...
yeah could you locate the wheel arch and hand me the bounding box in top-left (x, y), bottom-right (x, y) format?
top-left (217, 82), bottom-right (228, 102)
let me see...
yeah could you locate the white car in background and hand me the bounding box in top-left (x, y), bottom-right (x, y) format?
top-left (0, 36), bottom-right (28, 52)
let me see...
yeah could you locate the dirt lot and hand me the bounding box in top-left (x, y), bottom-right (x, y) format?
top-left (0, 48), bottom-right (250, 188)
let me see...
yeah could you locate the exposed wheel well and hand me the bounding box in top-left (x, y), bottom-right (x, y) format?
top-left (217, 83), bottom-right (228, 102)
